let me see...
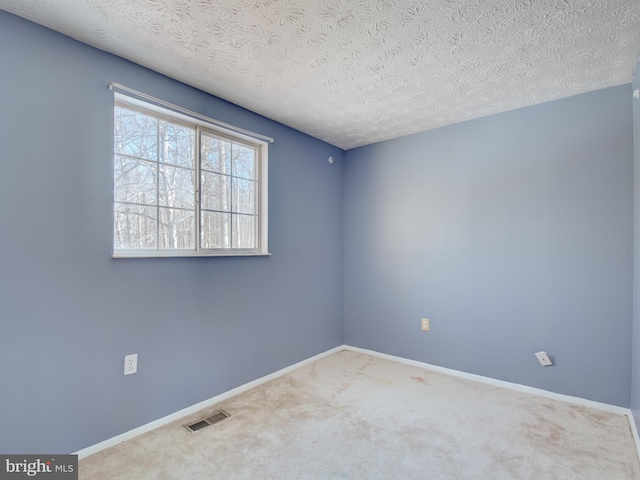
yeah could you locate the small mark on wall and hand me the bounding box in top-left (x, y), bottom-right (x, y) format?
top-left (329, 471), bottom-right (349, 478)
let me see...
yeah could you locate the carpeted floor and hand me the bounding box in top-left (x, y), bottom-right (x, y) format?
top-left (79, 349), bottom-right (640, 479)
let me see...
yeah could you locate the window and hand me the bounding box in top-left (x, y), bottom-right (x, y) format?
top-left (113, 94), bottom-right (269, 257)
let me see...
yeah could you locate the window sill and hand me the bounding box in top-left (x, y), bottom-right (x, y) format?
top-left (112, 252), bottom-right (272, 259)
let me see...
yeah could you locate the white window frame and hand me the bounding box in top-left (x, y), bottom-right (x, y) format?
top-left (113, 92), bottom-right (269, 258)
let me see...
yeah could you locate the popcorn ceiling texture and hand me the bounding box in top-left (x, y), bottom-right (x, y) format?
top-left (2, 0), bottom-right (640, 149)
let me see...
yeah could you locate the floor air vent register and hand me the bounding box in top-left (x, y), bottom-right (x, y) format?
top-left (184, 410), bottom-right (230, 433)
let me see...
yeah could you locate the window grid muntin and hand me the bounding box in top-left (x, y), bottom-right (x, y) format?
top-left (114, 155), bottom-right (158, 206)
top-left (115, 103), bottom-right (197, 251)
top-left (198, 128), bottom-right (259, 252)
top-left (114, 100), bottom-right (263, 255)
top-left (155, 118), bottom-right (159, 249)
top-left (199, 171), bottom-right (258, 213)
top-left (157, 163), bottom-right (196, 209)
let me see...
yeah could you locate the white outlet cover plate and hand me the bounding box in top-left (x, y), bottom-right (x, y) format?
top-left (535, 351), bottom-right (553, 367)
top-left (124, 353), bottom-right (138, 375)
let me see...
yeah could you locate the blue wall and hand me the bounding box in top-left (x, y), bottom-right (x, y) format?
top-left (0, 10), bottom-right (344, 454)
top-left (1, 6), bottom-right (638, 456)
top-left (344, 85), bottom-right (634, 406)
top-left (632, 64), bottom-right (640, 430)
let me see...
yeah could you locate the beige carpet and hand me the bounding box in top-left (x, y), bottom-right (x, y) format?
top-left (80, 349), bottom-right (640, 479)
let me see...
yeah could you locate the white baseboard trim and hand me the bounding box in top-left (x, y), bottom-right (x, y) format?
top-left (76, 343), bottom-right (639, 460)
top-left (347, 345), bottom-right (640, 461)
top-left (343, 345), bottom-right (630, 415)
top-left (629, 410), bottom-right (640, 464)
top-left (74, 346), bottom-right (344, 459)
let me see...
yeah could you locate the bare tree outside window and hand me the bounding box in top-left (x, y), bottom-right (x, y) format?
top-left (200, 132), bottom-right (257, 250)
top-left (113, 101), bottom-right (265, 256)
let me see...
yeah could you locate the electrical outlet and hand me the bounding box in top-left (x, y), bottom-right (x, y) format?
top-left (535, 351), bottom-right (553, 367)
top-left (124, 354), bottom-right (138, 375)
top-left (421, 318), bottom-right (430, 331)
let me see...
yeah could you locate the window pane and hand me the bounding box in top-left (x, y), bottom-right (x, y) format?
top-left (114, 98), bottom-right (266, 256)
top-left (114, 107), bottom-right (157, 160)
top-left (202, 133), bottom-right (231, 174)
top-left (232, 143), bottom-right (255, 179)
top-left (233, 178), bottom-right (256, 214)
top-left (159, 164), bottom-right (195, 209)
top-left (232, 214), bottom-right (256, 249)
top-left (114, 203), bottom-right (157, 249)
top-left (159, 120), bottom-right (195, 168)
top-left (201, 172), bottom-right (231, 211)
top-left (201, 211), bottom-right (230, 249)
top-left (114, 156), bottom-right (157, 205)
top-left (159, 208), bottom-right (195, 249)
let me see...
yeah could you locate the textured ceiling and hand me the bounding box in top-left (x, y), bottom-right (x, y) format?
top-left (2, 0), bottom-right (640, 149)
